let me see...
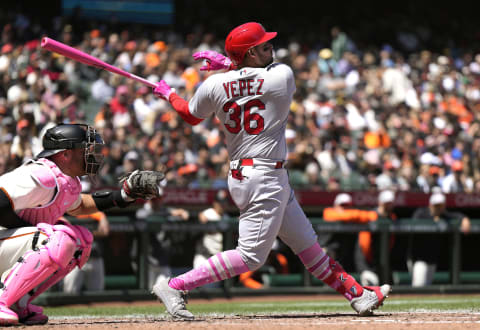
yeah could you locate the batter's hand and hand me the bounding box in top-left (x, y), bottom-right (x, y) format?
top-left (193, 51), bottom-right (233, 71)
top-left (119, 170), bottom-right (166, 200)
top-left (153, 80), bottom-right (174, 100)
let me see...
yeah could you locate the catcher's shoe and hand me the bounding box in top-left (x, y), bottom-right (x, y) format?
top-left (13, 303), bottom-right (48, 325)
top-left (0, 304), bottom-right (19, 325)
top-left (152, 278), bottom-right (194, 320)
top-left (350, 284), bottom-right (391, 316)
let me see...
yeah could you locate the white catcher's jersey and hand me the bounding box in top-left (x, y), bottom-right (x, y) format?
top-left (189, 63), bottom-right (296, 161)
top-left (0, 163), bottom-right (81, 212)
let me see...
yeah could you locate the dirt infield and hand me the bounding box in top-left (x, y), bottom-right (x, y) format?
top-left (22, 295), bottom-right (480, 329)
top-left (23, 312), bottom-right (480, 330)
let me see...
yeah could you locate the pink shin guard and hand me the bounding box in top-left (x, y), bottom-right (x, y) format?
top-left (27, 259), bottom-right (77, 304)
top-left (0, 225), bottom-right (77, 307)
top-left (298, 242), bottom-right (363, 301)
top-left (25, 224), bottom-right (92, 304)
top-left (170, 250), bottom-right (249, 291)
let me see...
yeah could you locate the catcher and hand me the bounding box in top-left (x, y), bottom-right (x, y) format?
top-left (0, 123), bottom-right (165, 325)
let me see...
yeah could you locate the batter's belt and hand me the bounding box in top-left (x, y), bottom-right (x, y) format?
top-left (230, 158), bottom-right (285, 169)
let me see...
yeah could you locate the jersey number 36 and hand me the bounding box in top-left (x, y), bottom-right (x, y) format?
top-left (223, 100), bottom-right (265, 135)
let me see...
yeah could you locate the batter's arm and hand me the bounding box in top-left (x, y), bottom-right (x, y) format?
top-left (153, 81), bottom-right (204, 125)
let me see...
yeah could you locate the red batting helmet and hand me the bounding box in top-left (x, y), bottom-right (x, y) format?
top-left (225, 22), bottom-right (277, 65)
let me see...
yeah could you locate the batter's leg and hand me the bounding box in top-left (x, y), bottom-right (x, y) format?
top-left (168, 167), bottom-right (289, 291)
top-left (154, 166), bottom-right (290, 319)
top-left (277, 192), bottom-right (391, 315)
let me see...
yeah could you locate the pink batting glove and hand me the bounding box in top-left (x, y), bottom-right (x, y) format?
top-left (153, 80), bottom-right (173, 100)
top-left (192, 50), bottom-right (233, 71)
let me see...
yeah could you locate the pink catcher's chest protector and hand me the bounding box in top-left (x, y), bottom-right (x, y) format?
top-left (18, 158), bottom-right (81, 225)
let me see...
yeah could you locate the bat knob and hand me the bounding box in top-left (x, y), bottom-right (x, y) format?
top-left (41, 37), bottom-right (49, 48)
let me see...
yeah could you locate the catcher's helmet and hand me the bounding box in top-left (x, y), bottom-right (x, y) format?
top-left (225, 22), bottom-right (277, 65)
top-left (36, 123), bottom-right (104, 175)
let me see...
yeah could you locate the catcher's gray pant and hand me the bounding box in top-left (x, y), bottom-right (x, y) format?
top-left (228, 159), bottom-right (318, 271)
top-left (63, 257), bottom-right (105, 293)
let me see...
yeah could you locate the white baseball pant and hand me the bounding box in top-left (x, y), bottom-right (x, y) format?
top-left (228, 159), bottom-right (318, 270)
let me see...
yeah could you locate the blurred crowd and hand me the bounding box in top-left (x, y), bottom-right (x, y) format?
top-left (1, 10), bottom-right (480, 194)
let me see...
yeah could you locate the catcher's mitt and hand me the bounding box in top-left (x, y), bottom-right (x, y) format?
top-left (119, 170), bottom-right (166, 200)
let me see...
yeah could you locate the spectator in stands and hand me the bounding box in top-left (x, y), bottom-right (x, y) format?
top-left (417, 165), bottom-right (444, 193)
top-left (10, 119), bottom-right (42, 165)
top-left (375, 161), bottom-right (398, 190)
top-left (134, 199), bottom-right (191, 289)
top-left (133, 86), bottom-right (156, 135)
top-left (321, 193), bottom-right (377, 269)
top-left (408, 192), bottom-right (471, 286)
top-left (193, 189), bottom-right (230, 288)
top-left (317, 48), bottom-right (337, 75)
top-left (441, 160), bottom-right (473, 193)
top-left (355, 190), bottom-right (397, 286)
top-left (304, 162), bottom-right (324, 190)
top-left (330, 26), bottom-right (355, 61)
top-left (62, 211), bottom-right (109, 293)
top-left (109, 85), bottom-right (132, 128)
top-left (90, 71), bottom-right (114, 104)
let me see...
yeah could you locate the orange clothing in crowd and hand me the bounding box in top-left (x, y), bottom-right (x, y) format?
top-left (322, 208), bottom-right (378, 223)
top-left (323, 207), bottom-right (378, 264)
top-left (440, 96), bottom-right (473, 125)
top-left (363, 131), bottom-right (391, 149)
top-left (239, 271), bottom-right (263, 289)
top-left (75, 211), bottom-right (105, 222)
top-left (239, 252), bottom-right (289, 289)
top-left (181, 67), bottom-right (200, 91)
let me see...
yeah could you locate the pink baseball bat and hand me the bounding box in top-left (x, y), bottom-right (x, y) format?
top-left (41, 37), bottom-right (156, 88)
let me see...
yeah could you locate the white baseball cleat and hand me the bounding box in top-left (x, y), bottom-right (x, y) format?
top-left (0, 304), bottom-right (19, 325)
top-left (350, 284), bottom-right (391, 316)
top-left (152, 278), bottom-right (194, 320)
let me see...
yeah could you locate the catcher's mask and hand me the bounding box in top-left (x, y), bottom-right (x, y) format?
top-left (36, 123), bottom-right (105, 175)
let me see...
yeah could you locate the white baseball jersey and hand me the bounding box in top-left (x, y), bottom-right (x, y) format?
top-left (189, 63), bottom-right (296, 161)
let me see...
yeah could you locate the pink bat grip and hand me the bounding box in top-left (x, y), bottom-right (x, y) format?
top-left (41, 37), bottom-right (156, 88)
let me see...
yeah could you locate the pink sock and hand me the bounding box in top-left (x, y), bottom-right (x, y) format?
top-left (168, 250), bottom-right (249, 291)
top-left (298, 243), bottom-right (363, 301)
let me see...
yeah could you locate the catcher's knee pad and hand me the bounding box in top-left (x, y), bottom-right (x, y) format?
top-left (37, 223), bottom-right (78, 268)
top-left (69, 225), bottom-right (93, 268)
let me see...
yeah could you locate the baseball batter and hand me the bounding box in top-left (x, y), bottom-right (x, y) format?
top-left (152, 22), bottom-right (391, 320)
top-left (0, 123), bottom-right (165, 325)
